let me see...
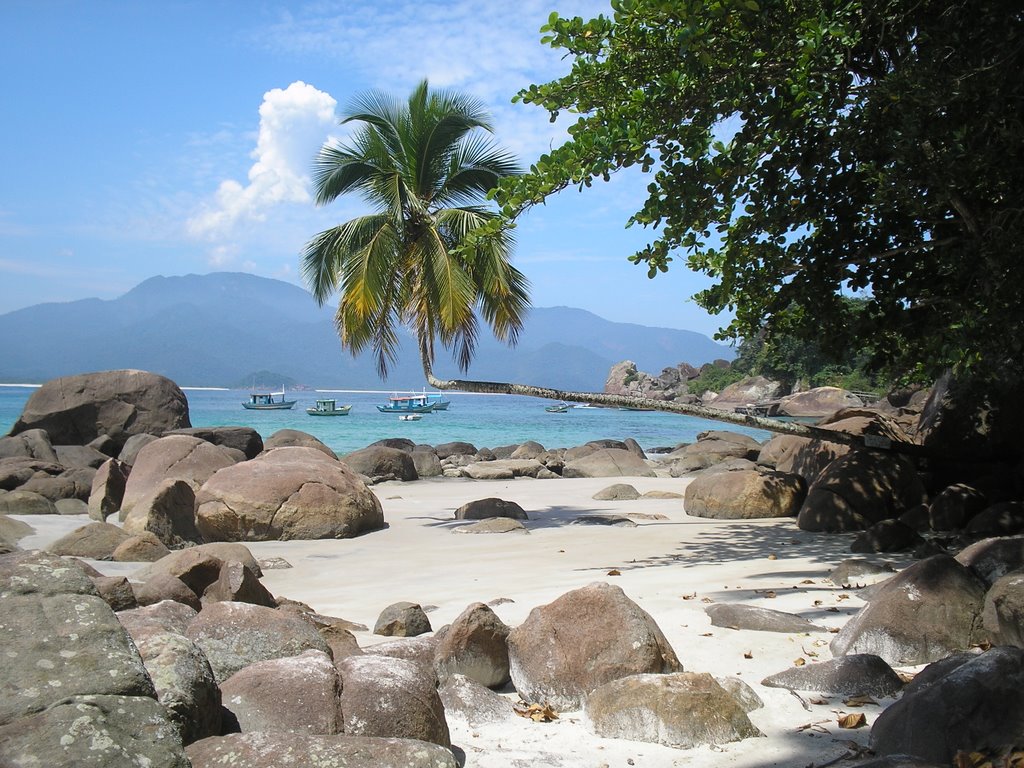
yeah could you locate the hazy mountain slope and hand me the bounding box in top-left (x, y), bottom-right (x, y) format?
top-left (0, 272), bottom-right (732, 389)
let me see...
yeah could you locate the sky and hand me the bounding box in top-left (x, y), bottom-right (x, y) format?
top-left (0, 0), bottom-right (731, 339)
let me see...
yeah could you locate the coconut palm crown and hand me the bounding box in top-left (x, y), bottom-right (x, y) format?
top-left (301, 79), bottom-right (529, 379)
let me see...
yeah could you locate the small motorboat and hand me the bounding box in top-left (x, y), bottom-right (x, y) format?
top-left (306, 399), bottom-right (351, 416)
top-left (545, 403), bottom-right (570, 413)
top-left (398, 413), bottom-right (423, 421)
top-left (243, 390), bottom-right (296, 410)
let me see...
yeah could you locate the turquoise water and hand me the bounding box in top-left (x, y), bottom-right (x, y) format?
top-left (0, 385), bottom-right (769, 456)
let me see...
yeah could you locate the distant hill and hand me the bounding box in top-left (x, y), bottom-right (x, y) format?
top-left (0, 272), bottom-right (733, 390)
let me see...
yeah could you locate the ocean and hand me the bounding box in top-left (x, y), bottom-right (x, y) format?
top-left (0, 385), bottom-right (770, 456)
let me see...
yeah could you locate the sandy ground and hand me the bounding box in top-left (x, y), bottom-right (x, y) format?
top-left (15, 475), bottom-right (914, 768)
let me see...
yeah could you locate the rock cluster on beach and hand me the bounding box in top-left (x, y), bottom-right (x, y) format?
top-left (2, 367), bottom-right (1024, 767)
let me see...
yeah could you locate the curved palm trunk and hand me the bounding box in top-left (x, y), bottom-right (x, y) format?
top-left (417, 336), bottom-right (920, 454)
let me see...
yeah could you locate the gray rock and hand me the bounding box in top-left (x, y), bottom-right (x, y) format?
top-left (981, 570), bottom-right (1024, 647)
top-left (0, 550), bottom-right (98, 598)
top-left (201, 560), bottom-right (276, 607)
top-left (167, 426), bottom-right (264, 460)
top-left (685, 463), bottom-right (805, 519)
top-left (586, 672), bottom-right (762, 748)
top-left (55, 444), bottom-right (110, 469)
top-left (434, 602), bottom-right (511, 688)
top-left (761, 654), bottom-right (903, 697)
top-left (569, 515), bottom-right (638, 527)
top-left (118, 433), bottom-right (158, 466)
top-left (828, 558), bottom-right (896, 586)
top-left (435, 441), bottom-right (477, 458)
top-left (118, 599), bottom-right (198, 638)
top-left (135, 574), bottom-right (202, 611)
top-left (929, 483), bottom-right (988, 531)
top-left (264, 428), bottom-right (337, 457)
top-left (870, 646), bottom-right (1024, 764)
top-left (592, 483), bottom-right (640, 500)
top-left (0, 489), bottom-right (57, 515)
top-left (55, 497), bottom-right (88, 515)
top-left (45, 521), bottom-right (133, 560)
top-left (337, 654), bottom-right (450, 748)
top-left (123, 478), bottom-right (201, 548)
top-left (0, 694), bottom-right (189, 768)
top-left (113, 532), bottom-right (171, 562)
top-left (91, 575), bottom-right (138, 612)
top-left (705, 603), bottom-right (826, 633)
top-left (956, 534), bottom-right (1024, 586)
top-left (452, 518), bottom-right (529, 534)
top-left (965, 501), bottom-right (1024, 536)
top-left (850, 519), bottom-right (923, 553)
top-left (220, 649), bottom-right (341, 735)
top-left (438, 673), bottom-right (515, 726)
top-left (716, 676), bottom-right (764, 713)
top-left (185, 601), bottom-right (331, 683)
top-left (563, 448), bottom-right (656, 478)
top-left (121, 435), bottom-right (234, 519)
top-left (411, 450), bottom-right (443, 478)
top-left (342, 445), bottom-right (418, 482)
top-left (830, 555), bottom-right (987, 665)
top-left (374, 601), bottom-right (432, 637)
top-left (0, 513), bottom-right (33, 543)
top-left (454, 497), bottom-right (528, 521)
top-left (8, 370), bottom-right (190, 451)
top-left (507, 581), bottom-right (682, 711)
top-left (0, 428), bottom-right (59, 462)
top-left (185, 733), bottom-right (458, 768)
top-left (461, 462), bottom-right (513, 480)
top-left (134, 542), bottom-right (262, 583)
top-left (364, 635), bottom-right (439, 679)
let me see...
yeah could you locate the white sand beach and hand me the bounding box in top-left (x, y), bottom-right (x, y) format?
top-left (17, 475), bottom-right (912, 768)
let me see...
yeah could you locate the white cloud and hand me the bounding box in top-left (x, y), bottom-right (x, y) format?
top-left (186, 81), bottom-right (339, 240)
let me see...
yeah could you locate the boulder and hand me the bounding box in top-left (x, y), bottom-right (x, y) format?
top-left (964, 501), bottom-right (1024, 536)
top-left (411, 449), bottom-right (443, 478)
top-left (981, 571), bottom-right (1024, 647)
top-left (320, 623), bottom-right (363, 662)
top-left (0, 513), bottom-right (33, 544)
top-left (118, 433), bottom-right (159, 465)
top-left (201, 560), bottom-right (276, 607)
top-left (336, 654), bottom-right (450, 748)
top-left (0, 457), bottom-right (62, 491)
top-left (507, 581), bottom-right (682, 710)
top-left (370, 437), bottom-right (416, 452)
top-left (113, 532), bottom-right (172, 562)
top-left (220, 649), bottom-right (342, 734)
top-left (121, 435), bottom-right (234, 519)
top-left (185, 733), bottom-right (458, 768)
top-left (185, 600), bottom-right (331, 683)
top-left (928, 483), bottom-right (988, 531)
top-left (776, 387), bottom-right (864, 418)
top-left (593, 483), bottom-right (641, 501)
top-left (374, 601), bottom-right (432, 637)
top-left (828, 558), bottom-right (896, 586)
top-left (135, 574), bottom-right (202, 611)
top-left (454, 497), bottom-right (528, 521)
top-left (434, 602), bottom-right (511, 688)
top-left (663, 431), bottom-right (763, 474)
top-left (134, 543), bottom-right (262, 584)
top-left (705, 603), bottom-right (826, 633)
top-left (453, 518), bottom-right (529, 535)
top-left (167, 426), bottom-right (264, 460)
top-left (8, 369), bottom-right (190, 450)
top-left (830, 555), bottom-right (987, 665)
top-left (20, 465), bottom-right (96, 501)
top-left (797, 450), bottom-right (926, 532)
top-left (117, 599), bottom-right (198, 638)
top-left (870, 646), bottom-right (1024, 764)
top-left (0, 489), bottom-right (57, 515)
top-left (123, 478), bottom-right (201, 548)
top-left (435, 441), bottom-right (477, 458)
top-left (761, 654), bottom-right (903, 697)
top-left (706, 376), bottom-right (784, 411)
top-left (341, 445), bottom-right (418, 482)
top-left (364, 635), bottom-right (440, 678)
top-left (585, 672), bottom-right (761, 748)
top-left (55, 443), bottom-right (109, 469)
top-left (131, 631), bottom-right (222, 744)
top-left (956, 535), bottom-right (1024, 586)
top-left (196, 447), bottom-right (384, 542)
top-left (510, 440), bottom-right (546, 459)
top-left (461, 462), bottom-right (512, 480)
top-left (850, 519), bottom-right (924, 553)
top-left (685, 462), bottom-right (806, 519)
top-left (0, 428), bottom-right (59, 462)
top-left (91, 575), bottom-right (138, 612)
top-left (0, 550), bottom-right (100, 599)
top-left (264, 428), bottom-right (337, 458)
top-left (438, 673), bottom-right (515, 726)
top-left (0, 694), bottom-right (189, 768)
top-left (55, 497), bottom-right (88, 515)
top-left (44, 521), bottom-right (133, 559)
top-left (562, 448), bottom-right (656, 479)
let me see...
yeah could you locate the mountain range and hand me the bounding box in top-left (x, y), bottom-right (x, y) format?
top-left (0, 272), bottom-right (733, 390)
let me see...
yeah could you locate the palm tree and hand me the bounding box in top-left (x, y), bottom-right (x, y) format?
top-left (302, 80), bottom-right (529, 380)
top-left (302, 81), bottom-right (908, 454)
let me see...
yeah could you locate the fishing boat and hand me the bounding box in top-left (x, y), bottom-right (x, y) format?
top-left (545, 403), bottom-right (571, 413)
top-left (243, 390), bottom-right (296, 410)
top-left (377, 393), bottom-right (436, 414)
top-left (425, 392), bottom-right (451, 411)
top-left (306, 399), bottom-right (351, 416)
top-left (398, 413), bottom-right (423, 421)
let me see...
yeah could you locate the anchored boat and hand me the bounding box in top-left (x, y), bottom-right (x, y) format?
top-left (377, 393), bottom-right (436, 414)
top-left (306, 398), bottom-right (351, 416)
top-left (243, 390), bottom-right (296, 410)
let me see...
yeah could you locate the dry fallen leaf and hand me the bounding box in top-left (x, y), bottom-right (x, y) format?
top-left (896, 670), bottom-right (917, 684)
top-left (795, 719), bottom-right (831, 733)
top-left (768, 554), bottom-right (778, 560)
top-left (755, 589), bottom-right (777, 598)
top-left (800, 579), bottom-right (815, 584)
top-left (793, 657), bottom-right (806, 667)
top-left (809, 697), bottom-right (830, 705)
top-left (837, 712), bottom-right (867, 729)
top-left (826, 607), bottom-right (841, 613)
top-left (836, 594), bottom-right (851, 601)
top-left (813, 600), bottom-right (824, 606)
top-left (607, 569), bottom-right (621, 576)
top-left (701, 597), bottom-right (714, 603)
top-left (743, 650), bottom-right (753, 659)
top-left (844, 695), bottom-right (877, 707)
top-left (514, 702), bottom-right (559, 723)
top-left (681, 592), bottom-right (697, 600)
top-left (700, 632), bottom-right (713, 637)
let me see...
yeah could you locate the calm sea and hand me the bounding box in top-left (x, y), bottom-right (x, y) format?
top-left (0, 385), bottom-right (769, 456)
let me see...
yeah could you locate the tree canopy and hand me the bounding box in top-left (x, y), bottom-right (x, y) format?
top-left (493, 0), bottom-right (1024, 380)
top-left (302, 80), bottom-right (529, 378)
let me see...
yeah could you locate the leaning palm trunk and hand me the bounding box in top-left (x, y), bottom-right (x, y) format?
top-left (419, 342), bottom-right (921, 455)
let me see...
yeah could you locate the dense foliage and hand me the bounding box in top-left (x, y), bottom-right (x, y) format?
top-left (493, 0), bottom-right (1024, 380)
top-left (302, 81), bottom-right (529, 378)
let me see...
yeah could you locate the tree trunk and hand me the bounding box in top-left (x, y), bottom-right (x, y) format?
top-left (416, 341), bottom-right (921, 455)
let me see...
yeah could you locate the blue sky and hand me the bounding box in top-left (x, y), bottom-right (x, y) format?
top-left (0, 0), bottom-right (730, 339)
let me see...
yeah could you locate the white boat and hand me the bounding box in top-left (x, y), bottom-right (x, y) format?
top-left (243, 390), bottom-right (296, 410)
top-left (398, 413), bottom-right (422, 421)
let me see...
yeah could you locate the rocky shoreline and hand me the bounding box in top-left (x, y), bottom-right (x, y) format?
top-left (2, 369), bottom-right (1024, 767)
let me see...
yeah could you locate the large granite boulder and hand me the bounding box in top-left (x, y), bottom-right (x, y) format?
top-left (186, 733), bottom-right (458, 768)
top-left (586, 672), bottom-right (761, 748)
top-left (706, 376), bottom-right (783, 411)
top-left (870, 646), bottom-right (1024, 764)
top-left (374, 601), bottom-right (432, 637)
top-left (196, 447), bottom-right (384, 542)
top-left (662, 431), bottom-right (763, 474)
top-left (7, 370), bottom-right (190, 450)
top-left (563, 448), bottom-right (656, 478)
top-left (0, 488), bottom-right (58, 515)
top-left (134, 543), bottom-right (262, 585)
top-left (336, 655), bottom-right (450, 748)
top-left (113, 532), bottom-right (172, 562)
top-left (705, 603), bottom-right (825, 633)
top-left (0, 552), bottom-right (156, 726)
top-left (956, 535), bottom-right (1024, 586)
top-left (776, 387), bottom-right (864, 418)
top-left (830, 555), bottom-right (987, 665)
top-left (220, 649), bottom-right (342, 734)
top-left (760, 654), bottom-right (903, 697)
top-left (117, 600), bottom-right (198, 639)
top-left (439, 673), bottom-right (516, 726)
top-left (434, 602), bottom-right (511, 688)
top-left (0, 694), bottom-right (189, 768)
top-left (121, 435), bottom-right (234, 519)
top-left (797, 449), bottom-right (926, 532)
top-left (341, 445), bottom-right (418, 482)
top-left (0, 428), bottom-right (59, 462)
top-left (87, 457), bottom-right (128, 521)
top-left (507, 582), bottom-right (682, 710)
top-left (981, 571), bottom-right (1024, 647)
top-left (264, 429), bottom-right (337, 458)
top-left (45, 521), bottom-right (134, 559)
top-left (685, 461), bottom-right (806, 519)
top-left (454, 497), bottom-right (528, 521)
top-left (185, 601), bottom-right (331, 683)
